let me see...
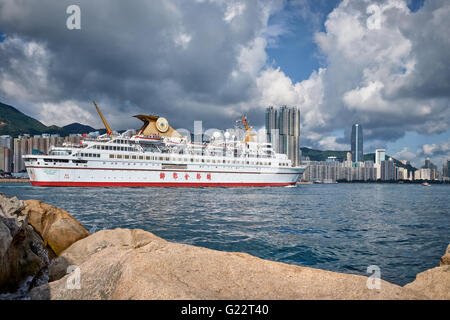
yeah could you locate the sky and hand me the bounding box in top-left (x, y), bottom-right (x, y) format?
top-left (0, 0), bottom-right (449, 168)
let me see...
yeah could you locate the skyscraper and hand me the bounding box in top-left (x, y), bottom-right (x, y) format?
top-left (265, 106), bottom-right (300, 166)
top-left (375, 149), bottom-right (386, 165)
top-left (381, 158), bottom-right (396, 181)
top-left (351, 124), bottom-right (363, 162)
top-left (447, 160), bottom-right (450, 178)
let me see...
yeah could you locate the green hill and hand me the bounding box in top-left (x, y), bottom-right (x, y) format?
top-left (0, 102), bottom-right (101, 137)
top-left (0, 102), bottom-right (61, 137)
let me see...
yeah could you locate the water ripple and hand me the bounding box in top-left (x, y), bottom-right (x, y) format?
top-left (0, 183), bottom-right (449, 285)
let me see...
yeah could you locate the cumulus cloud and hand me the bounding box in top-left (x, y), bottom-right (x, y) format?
top-left (250, 0), bottom-right (450, 150)
top-left (392, 147), bottom-right (416, 161)
top-left (0, 0), bottom-right (449, 155)
top-left (0, 0), bottom-right (284, 129)
top-left (418, 140), bottom-right (450, 157)
top-left (415, 139), bottom-right (450, 168)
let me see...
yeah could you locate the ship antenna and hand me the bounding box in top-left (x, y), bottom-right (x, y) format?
top-left (93, 101), bottom-right (113, 135)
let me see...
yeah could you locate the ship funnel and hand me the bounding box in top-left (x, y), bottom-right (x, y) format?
top-left (134, 114), bottom-right (182, 138)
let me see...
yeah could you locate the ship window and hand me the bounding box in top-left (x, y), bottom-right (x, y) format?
top-left (132, 155), bottom-right (137, 159)
top-left (165, 157), bottom-right (169, 161)
top-left (117, 155), bottom-right (122, 159)
top-left (109, 154), bottom-right (114, 159)
top-left (125, 155), bottom-right (130, 159)
top-left (146, 156), bottom-right (150, 160)
top-left (190, 158), bottom-right (193, 162)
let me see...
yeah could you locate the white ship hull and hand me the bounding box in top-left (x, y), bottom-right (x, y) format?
top-left (26, 162), bottom-right (304, 187)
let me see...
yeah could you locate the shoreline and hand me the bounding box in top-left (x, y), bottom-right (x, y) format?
top-left (0, 178), bottom-right (30, 183)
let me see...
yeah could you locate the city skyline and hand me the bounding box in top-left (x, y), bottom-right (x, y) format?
top-left (0, 0), bottom-right (449, 169)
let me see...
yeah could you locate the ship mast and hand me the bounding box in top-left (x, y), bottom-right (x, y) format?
top-left (237, 114), bottom-right (255, 143)
top-left (93, 101), bottom-right (113, 135)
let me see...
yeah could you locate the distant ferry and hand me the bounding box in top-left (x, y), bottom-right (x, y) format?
top-left (23, 104), bottom-right (305, 187)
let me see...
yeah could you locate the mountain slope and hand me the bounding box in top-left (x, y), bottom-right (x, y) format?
top-left (0, 102), bottom-right (101, 137)
top-left (0, 102), bottom-right (61, 136)
top-left (62, 123), bottom-right (96, 134)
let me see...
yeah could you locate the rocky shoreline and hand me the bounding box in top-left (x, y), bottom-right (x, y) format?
top-left (0, 192), bottom-right (449, 300)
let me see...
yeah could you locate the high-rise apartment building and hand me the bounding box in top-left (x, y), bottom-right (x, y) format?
top-left (265, 106), bottom-right (300, 166)
top-left (375, 149), bottom-right (386, 165)
top-left (351, 124), bottom-right (363, 162)
top-left (381, 158), bottom-right (396, 181)
top-left (0, 147), bottom-right (13, 172)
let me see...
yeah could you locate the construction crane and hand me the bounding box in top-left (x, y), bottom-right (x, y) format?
top-left (236, 114), bottom-right (256, 143)
top-left (93, 101), bottom-right (113, 135)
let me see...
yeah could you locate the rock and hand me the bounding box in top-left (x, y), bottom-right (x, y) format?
top-left (22, 200), bottom-right (90, 256)
top-left (440, 244), bottom-right (450, 266)
top-left (30, 228), bottom-right (425, 300)
top-left (0, 193), bottom-right (48, 294)
top-left (48, 228), bottom-right (158, 281)
top-left (404, 244), bottom-right (450, 300)
top-left (404, 265), bottom-right (450, 300)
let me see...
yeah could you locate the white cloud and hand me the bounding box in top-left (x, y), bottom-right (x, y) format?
top-left (38, 101), bottom-right (99, 128)
top-left (174, 33), bottom-right (192, 49)
top-left (419, 141), bottom-right (450, 156)
top-left (415, 139), bottom-right (450, 168)
top-left (262, 0), bottom-right (450, 146)
top-left (393, 147), bottom-right (416, 161)
top-left (224, 2), bottom-right (246, 22)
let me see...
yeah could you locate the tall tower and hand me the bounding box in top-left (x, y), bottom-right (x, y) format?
top-left (375, 149), bottom-right (386, 165)
top-left (351, 124), bottom-right (363, 162)
top-left (265, 106), bottom-right (301, 166)
top-left (265, 106), bottom-right (278, 152)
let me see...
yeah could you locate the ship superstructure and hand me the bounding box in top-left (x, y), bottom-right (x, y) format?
top-left (23, 104), bottom-right (305, 187)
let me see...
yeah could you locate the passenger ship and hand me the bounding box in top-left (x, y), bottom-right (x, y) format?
top-left (23, 104), bottom-right (305, 187)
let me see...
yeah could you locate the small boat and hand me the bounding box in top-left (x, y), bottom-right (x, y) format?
top-left (421, 182), bottom-right (431, 187)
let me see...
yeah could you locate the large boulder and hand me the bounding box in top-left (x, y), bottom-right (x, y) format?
top-left (404, 244), bottom-right (450, 300)
top-left (30, 228), bottom-right (425, 300)
top-left (0, 193), bottom-right (48, 294)
top-left (48, 228), bottom-right (158, 281)
top-left (22, 200), bottom-right (90, 256)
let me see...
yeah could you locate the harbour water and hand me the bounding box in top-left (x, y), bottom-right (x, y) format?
top-left (1, 183), bottom-right (449, 286)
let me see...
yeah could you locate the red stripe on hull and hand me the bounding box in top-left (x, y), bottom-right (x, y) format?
top-left (30, 181), bottom-right (296, 188)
